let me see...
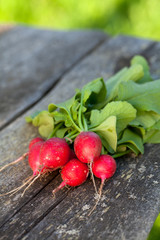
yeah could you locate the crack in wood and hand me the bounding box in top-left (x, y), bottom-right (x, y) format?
top-left (0, 172), bottom-right (59, 229)
top-left (17, 188), bottom-right (73, 240)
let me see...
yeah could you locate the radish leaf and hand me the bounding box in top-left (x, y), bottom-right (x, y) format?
top-left (90, 101), bottom-right (136, 134)
top-left (92, 116), bottom-right (117, 151)
top-left (32, 111), bottom-right (54, 138)
top-left (117, 80), bottom-right (160, 113)
top-left (118, 128), bottom-right (144, 154)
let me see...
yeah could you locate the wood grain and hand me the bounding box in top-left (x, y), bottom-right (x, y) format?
top-left (0, 26), bottom-right (107, 130)
top-left (1, 34), bottom-right (159, 240)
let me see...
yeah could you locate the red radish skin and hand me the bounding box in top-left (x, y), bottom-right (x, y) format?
top-left (88, 155), bottom-right (117, 215)
top-left (74, 131), bottom-right (102, 194)
top-left (52, 159), bottom-right (89, 194)
top-left (0, 137), bottom-right (71, 197)
top-left (92, 155), bottom-right (117, 181)
top-left (92, 154), bottom-right (116, 194)
top-left (29, 137), bottom-right (44, 151)
top-left (40, 138), bottom-right (71, 170)
top-left (0, 138), bottom-right (45, 196)
top-left (74, 131), bottom-right (102, 163)
top-left (0, 137), bottom-right (44, 173)
top-left (28, 141), bottom-right (44, 175)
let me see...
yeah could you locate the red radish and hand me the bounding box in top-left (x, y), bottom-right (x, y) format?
top-left (88, 155), bottom-right (116, 215)
top-left (28, 141), bottom-right (44, 175)
top-left (74, 131), bottom-right (102, 193)
top-left (92, 155), bottom-right (117, 181)
top-left (0, 137), bottom-right (71, 197)
top-left (0, 137), bottom-right (44, 173)
top-left (40, 138), bottom-right (71, 170)
top-left (29, 137), bottom-right (44, 150)
top-left (52, 159), bottom-right (89, 194)
top-left (74, 131), bottom-right (102, 163)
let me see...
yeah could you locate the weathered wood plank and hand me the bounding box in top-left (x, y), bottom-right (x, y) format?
top-left (16, 144), bottom-right (160, 240)
top-left (1, 35), bottom-right (159, 240)
top-left (0, 26), bottom-right (107, 129)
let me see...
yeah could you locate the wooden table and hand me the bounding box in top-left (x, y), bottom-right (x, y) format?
top-left (0, 26), bottom-right (160, 240)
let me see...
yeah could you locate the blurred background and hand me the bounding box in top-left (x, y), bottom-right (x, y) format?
top-left (0, 0), bottom-right (160, 40)
top-left (0, 0), bottom-right (159, 239)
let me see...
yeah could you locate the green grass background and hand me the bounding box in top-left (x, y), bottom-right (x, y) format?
top-left (0, 0), bottom-right (160, 40)
top-left (0, 0), bottom-right (160, 239)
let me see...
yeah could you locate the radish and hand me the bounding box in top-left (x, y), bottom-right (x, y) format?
top-left (52, 159), bottom-right (89, 194)
top-left (88, 154), bottom-right (116, 215)
top-left (0, 137), bottom-right (71, 197)
top-left (0, 137), bottom-right (44, 173)
top-left (39, 138), bottom-right (71, 170)
top-left (29, 137), bottom-right (44, 150)
top-left (74, 131), bottom-right (102, 163)
top-left (92, 155), bottom-right (117, 182)
top-left (0, 139), bottom-right (44, 197)
top-left (74, 131), bottom-right (102, 193)
top-left (28, 141), bottom-right (44, 175)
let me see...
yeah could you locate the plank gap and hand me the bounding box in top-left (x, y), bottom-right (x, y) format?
top-left (0, 171), bottom-right (59, 229)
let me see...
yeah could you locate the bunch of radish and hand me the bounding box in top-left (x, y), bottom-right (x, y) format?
top-left (0, 131), bottom-right (116, 213)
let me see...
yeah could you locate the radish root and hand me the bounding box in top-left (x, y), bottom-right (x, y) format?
top-left (21, 174), bottom-right (40, 197)
top-left (0, 173), bottom-right (40, 197)
top-left (89, 161), bottom-right (98, 195)
top-left (88, 179), bottom-right (105, 216)
top-left (52, 181), bottom-right (66, 196)
top-left (0, 175), bottom-right (34, 197)
top-left (0, 152), bottom-right (28, 173)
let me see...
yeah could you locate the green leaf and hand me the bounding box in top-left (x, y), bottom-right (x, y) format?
top-left (48, 96), bottom-right (81, 132)
top-left (112, 149), bottom-right (131, 158)
top-left (32, 111), bottom-right (54, 138)
top-left (131, 126), bottom-right (146, 138)
top-left (81, 78), bottom-right (107, 109)
top-left (92, 116), bottom-right (117, 151)
top-left (143, 119), bottom-right (160, 143)
top-left (117, 80), bottom-right (160, 113)
top-left (48, 103), bottom-right (57, 113)
top-left (131, 55), bottom-right (149, 71)
top-left (25, 110), bottom-right (41, 123)
top-left (99, 134), bottom-right (115, 154)
top-left (52, 110), bottom-right (73, 127)
top-left (130, 110), bottom-right (160, 129)
top-left (105, 67), bottom-right (128, 99)
top-left (150, 120), bottom-right (160, 130)
top-left (121, 142), bottom-right (140, 155)
top-left (51, 110), bottom-right (67, 123)
top-left (90, 101), bottom-right (136, 134)
top-left (105, 64), bottom-right (144, 102)
top-left (118, 128), bottom-right (144, 154)
top-left (131, 55), bottom-right (153, 83)
top-left (55, 128), bottom-right (70, 138)
top-left (71, 99), bottom-right (80, 122)
top-left (49, 96), bottom-right (75, 114)
top-left (144, 129), bottom-right (160, 143)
